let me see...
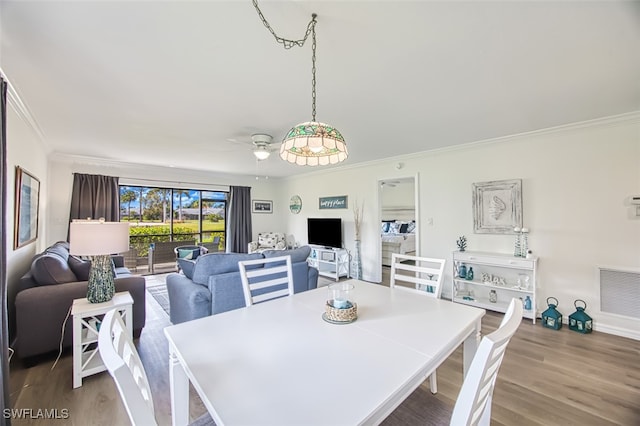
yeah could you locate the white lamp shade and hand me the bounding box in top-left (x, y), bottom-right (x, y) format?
top-left (69, 221), bottom-right (130, 256)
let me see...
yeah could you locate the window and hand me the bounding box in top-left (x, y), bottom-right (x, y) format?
top-left (119, 185), bottom-right (227, 256)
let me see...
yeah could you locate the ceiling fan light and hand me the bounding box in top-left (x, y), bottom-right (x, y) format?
top-left (253, 146), bottom-right (271, 160)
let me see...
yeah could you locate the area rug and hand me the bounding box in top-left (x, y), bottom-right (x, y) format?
top-left (147, 284), bottom-right (170, 316)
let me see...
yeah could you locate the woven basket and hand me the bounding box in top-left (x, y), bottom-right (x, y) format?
top-left (325, 301), bottom-right (358, 323)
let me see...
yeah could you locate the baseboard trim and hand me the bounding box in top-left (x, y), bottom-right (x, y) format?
top-left (593, 323), bottom-right (640, 341)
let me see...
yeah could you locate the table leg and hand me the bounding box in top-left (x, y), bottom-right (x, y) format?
top-left (169, 348), bottom-right (190, 426)
top-left (463, 317), bottom-right (482, 377)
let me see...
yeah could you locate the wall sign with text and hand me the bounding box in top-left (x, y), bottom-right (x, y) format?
top-left (319, 195), bottom-right (348, 209)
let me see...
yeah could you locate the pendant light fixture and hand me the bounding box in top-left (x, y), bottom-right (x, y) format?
top-left (252, 1), bottom-right (348, 166)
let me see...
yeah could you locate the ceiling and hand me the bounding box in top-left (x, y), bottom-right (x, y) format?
top-left (1, 1), bottom-right (639, 178)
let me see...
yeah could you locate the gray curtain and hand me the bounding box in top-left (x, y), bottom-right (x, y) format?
top-left (1, 76), bottom-right (11, 425)
top-left (226, 186), bottom-right (252, 253)
top-left (69, 173), bottom-right (120, 222)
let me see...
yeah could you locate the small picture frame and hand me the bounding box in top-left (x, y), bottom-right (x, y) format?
top-left (472, 179), bottom-right (522, 234)
top-left (14, 166), bottom-right (40, 248)
top-left (252, 199), bottom-right (273, 214)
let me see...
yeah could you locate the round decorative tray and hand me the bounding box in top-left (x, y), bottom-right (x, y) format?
top-left (323, 301), bottom-right (357, 324)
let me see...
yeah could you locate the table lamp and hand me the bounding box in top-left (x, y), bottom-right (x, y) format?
top-left (69, 219), bottom-right (130, 303)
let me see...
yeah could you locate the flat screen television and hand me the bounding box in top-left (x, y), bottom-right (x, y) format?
top-left (307, 218), bottom-right (342, 249)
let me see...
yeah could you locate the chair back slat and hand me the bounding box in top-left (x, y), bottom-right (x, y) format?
top-left (390, 253), bottom-right (446, 298)
top-left (450, 298), bottom-right (523, 426)
top-left (239, 255), bottom-right (295, 306)
top-left (390, 253), bottom-right (447, 394)
top-left (98, 309), bottom-right (157, 426)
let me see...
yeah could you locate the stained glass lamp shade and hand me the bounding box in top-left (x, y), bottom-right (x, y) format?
top-left (280, 122), bottom-right (348, 166)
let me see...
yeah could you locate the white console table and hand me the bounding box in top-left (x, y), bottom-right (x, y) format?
top-left (452, 251), bottom-right (537, 323)
top-left (307, 246), bottom-right (350, 281)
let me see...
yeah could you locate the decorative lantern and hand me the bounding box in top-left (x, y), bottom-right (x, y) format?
top-left (568, 299), bottom-right (593, 334)
top-left (541, 297), bottom-right (563, 330)
top-left (324, 282), bottom-right (357, 324)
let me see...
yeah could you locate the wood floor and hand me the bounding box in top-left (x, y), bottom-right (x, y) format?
top-left (8, 270), bottom-right (640, 425)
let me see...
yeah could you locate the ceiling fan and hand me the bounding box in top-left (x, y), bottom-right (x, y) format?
top-left (250, 134), bottom-right (278, 161)
top-left (225, 133), bottom-right (278, 161)
top-left (381, 180), bottom-right (401, 188)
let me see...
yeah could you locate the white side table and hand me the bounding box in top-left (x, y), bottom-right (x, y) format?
top-left (72, 291), bottom-right (134, 388)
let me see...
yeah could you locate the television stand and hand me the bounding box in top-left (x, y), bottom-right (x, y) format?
top-left (308, 247), bottom-right (349, 281)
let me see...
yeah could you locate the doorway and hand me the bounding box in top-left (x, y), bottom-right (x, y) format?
top-left (377, 174), bottom-right (420, 284)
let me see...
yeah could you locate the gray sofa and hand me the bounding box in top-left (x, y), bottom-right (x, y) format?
top-left (166, 246), bottom-right (319, 324)
top-left (15, 241), bottom-right (146, 360)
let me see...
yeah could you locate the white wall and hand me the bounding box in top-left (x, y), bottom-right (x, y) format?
top-left (279, 115), bottom-right (640, 339)
top-left (5, 106), bottom-right (49, 337)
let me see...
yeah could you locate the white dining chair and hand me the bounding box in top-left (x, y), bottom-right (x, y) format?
top-left (390, 253), bottom-right (446, 298)
top-left (238, 255), bottom-right (295, 306)
top-left (98, 309), bottom-right (213, 426)
top-left (449, 297), bottom-right (524, 426)
top-left (98, 309), bottom-right (157, 426)
top-left (390, 253), bottom-right (446, 393)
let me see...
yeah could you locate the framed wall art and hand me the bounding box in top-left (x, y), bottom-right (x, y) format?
top-left (472, 179), bottom-right (522, 234)
top-left (14, 166), bottom-right (40, 248)
top-left (252, 199), bottom-right (273, 214)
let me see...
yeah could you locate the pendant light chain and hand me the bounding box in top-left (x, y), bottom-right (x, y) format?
top-left (253, 0), bottom-right (317, 121)
top-left (252, 0), bottom-right (316, 49)
top-left (311, 24), bottom-right (317, 122)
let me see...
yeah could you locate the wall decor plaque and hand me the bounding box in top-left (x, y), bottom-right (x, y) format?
top-left (319, 195), bottom-right (348, 210)
top-left (290, 195), bottom-right (302, 214)
top-left (472, 179), bottom-right (522, 234)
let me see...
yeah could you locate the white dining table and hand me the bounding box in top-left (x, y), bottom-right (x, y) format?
top-left (164, 280), bottom-right (485, 426)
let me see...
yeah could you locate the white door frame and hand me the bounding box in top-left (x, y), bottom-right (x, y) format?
top-left (376, 173), bottom-right (420, 283)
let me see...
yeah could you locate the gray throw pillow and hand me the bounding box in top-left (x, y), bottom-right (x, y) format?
top-left (31, 253), bottom-right (78, 286)
top-left (68, 255), bottom-right (91, 281)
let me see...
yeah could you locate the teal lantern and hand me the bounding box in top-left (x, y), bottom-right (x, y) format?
top-left (541, 297), bottom-right (563, 330)
top-left (569, 299), bottom-right (592, 334)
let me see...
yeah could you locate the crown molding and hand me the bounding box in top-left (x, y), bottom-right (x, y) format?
top-left (0, 68), bottom-right (48, 147)
top-left (48, 152), bottom-right (269, 185)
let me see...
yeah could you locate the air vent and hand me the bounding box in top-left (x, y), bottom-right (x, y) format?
top-left (599, 267), bottom-right (640, 319)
